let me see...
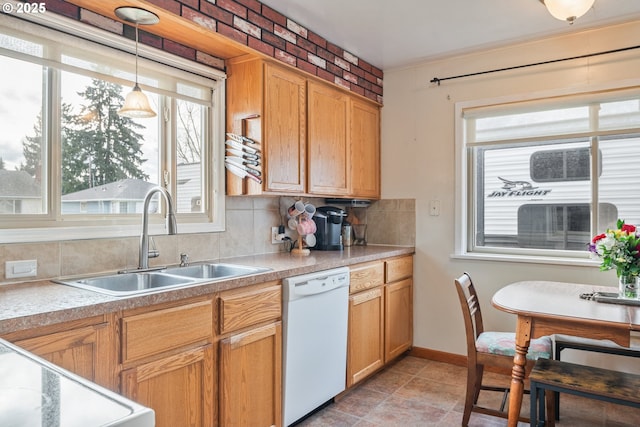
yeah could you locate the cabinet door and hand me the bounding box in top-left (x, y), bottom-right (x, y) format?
top-left (347, 287), bottom-right (384, 387)
top-left (264, 63), bottom-right (307, 193)
top-left (385, 278), bottom-right (413, 362)
top-left (350, 98), bottom-right (380, 198)
top-left (13, 321), bottom-right (117, 390)
top-left (121, 344), bottom-right (214, 427)
top-left (307, 81), bottom-right (350, 196)
top-left (219, 322), bottom-right (282, 427)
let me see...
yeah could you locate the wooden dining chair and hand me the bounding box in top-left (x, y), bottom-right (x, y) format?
top-left (454, 272), bottom-right (554, 426)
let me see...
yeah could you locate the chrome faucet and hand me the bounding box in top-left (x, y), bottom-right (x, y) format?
top-left (180, 253), bottom-right (189, 267)
top-left (139, 186), bottom-right (177, 270)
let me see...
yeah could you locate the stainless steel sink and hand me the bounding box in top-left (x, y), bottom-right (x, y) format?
top-left (55, 263), bottom-right (271, 296)
top-left (57, 272), bottom-right (197, 296)
top-left (163, 263), bottom-right (270, 280)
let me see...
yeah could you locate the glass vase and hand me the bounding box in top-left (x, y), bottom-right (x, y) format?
top-left (618, 275), bottom-right (638, 299)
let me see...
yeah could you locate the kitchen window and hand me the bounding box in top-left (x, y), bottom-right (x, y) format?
top-left (457, 87), bottom-right (640, 261)
top-left (0, 15), bottom-right (226, 243)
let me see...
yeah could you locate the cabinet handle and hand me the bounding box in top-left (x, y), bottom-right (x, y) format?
top-left (225, 322), bottom-right (280, 350)
top-left (352, 288), bottom-right (382, 305)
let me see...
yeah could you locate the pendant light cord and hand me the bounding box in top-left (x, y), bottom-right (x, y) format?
top-left (430, 44), bottom-right (640, 86)
top-left (134, 23), bottom-right (139, 86)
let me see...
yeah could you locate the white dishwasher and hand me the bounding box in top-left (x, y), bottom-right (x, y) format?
top-left (282, 266), bottom-right (350, 426)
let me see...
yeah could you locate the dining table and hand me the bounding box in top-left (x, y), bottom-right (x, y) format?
top-left (492, 280), bottom-right (640, 427)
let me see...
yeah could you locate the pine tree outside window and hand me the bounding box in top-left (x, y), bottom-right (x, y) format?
top-left (0, 15), bottom-right (225, 243)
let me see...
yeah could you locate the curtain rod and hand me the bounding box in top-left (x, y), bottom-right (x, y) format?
top-left (430, 44), bottom-right (640, 86)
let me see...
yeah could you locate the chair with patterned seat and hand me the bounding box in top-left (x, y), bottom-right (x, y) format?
top-left (454, 272), bottom-right (555, 426)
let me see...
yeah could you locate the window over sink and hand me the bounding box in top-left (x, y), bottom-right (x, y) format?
top-left (0, 14), bottom-right (226, 243)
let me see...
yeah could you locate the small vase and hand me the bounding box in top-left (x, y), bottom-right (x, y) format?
top-left (618, 275), bottom-right (638, 299)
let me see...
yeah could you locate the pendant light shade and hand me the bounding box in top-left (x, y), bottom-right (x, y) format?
top-left (119, 84), bottom-right (156, 118)
top-left (115, 7), bottom-right (159, 118)
top-left (542, 0), bottom-right (595, 24)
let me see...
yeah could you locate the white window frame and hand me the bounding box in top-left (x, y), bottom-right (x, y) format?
top-left (0, 12), bottom-right (226, 243)
top-left (454, 80), bottom-right (640, 266)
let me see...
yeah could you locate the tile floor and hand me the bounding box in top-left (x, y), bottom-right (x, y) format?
top-left (297, 356), bottom-right (640, 426)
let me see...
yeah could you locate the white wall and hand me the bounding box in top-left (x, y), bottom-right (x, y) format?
top-left (381, 20), bottom-right (640, 370)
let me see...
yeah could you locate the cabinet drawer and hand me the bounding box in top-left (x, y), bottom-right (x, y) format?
top-left (122, 300), bottom-right (213, 364)
top-left (219, 283), bottom-right (281, 335)
top-left (349, 261), bottom-right (384, 294)
top-left (385, 256), bottom-right (413, 283)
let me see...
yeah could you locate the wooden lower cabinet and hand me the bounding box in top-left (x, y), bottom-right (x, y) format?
top-left (219, 322), bottom-right (282, 427)
top-left (384, 256), bottom-right (414, 362)
top-left (121, 344), bottom-right (214, 427)
top-left (119, 297), bottom-right (215, 427)
top-left (217, 281), bottom-right (282, 427)
top-left (385, 278), bottom-right (413, 361)
top-left (4, 256), bottom-right (410, 426)
top-left (4, 315), bottom-right (118, 390)
top-left (347, 287), bottom-right (385, 387)
top-left (347, 255), bottom-right (414, 388)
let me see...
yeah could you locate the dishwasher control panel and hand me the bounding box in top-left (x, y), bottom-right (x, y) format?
top-left (283, 267), bottom-right (349, 301)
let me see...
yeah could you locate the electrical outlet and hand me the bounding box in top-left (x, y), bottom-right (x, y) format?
top-left (6, 259), bottom-right (37, 279)
top-left (271, 226), bottom-right (281, 244)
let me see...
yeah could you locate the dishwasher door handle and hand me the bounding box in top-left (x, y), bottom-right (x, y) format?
top-left (296, 276), bottom-right (328, 284)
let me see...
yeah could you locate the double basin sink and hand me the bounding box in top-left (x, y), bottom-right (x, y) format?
top-left (55, 263), bottom-right (271, 297)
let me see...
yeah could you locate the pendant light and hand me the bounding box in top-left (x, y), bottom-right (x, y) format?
top-left (115, 7), bottom-right (159, 118)
top-left (541, 0), bottom-right (596, 24)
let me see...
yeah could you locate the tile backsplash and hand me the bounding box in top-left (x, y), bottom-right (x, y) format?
top-left (0, 197), bottom-right (415, 284)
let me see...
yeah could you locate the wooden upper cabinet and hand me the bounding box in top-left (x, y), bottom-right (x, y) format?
top-left (226, 59), bottom-right (306, 195)
top-left (307, 80), bottom-right (350, 196)
top-left (350, 98), bottom-right (381, 199)
top-left (263, 63), bottom-right (307, 193)
top-left (226, 58), bottom-right (380, 198)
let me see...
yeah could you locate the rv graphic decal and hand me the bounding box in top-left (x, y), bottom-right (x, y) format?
top-left (487, 177), bottom-right (552, 198)
top-left (498, 177), bottom-right (537, 191)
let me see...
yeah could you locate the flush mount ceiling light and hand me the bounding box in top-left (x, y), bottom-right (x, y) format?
top-left (540, 0), bottom-right (596, 24)
top-left (115, 6), bottom-right (159, 118)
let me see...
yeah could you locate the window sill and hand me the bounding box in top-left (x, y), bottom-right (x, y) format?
top-left (0, 222), bottom-right (225, 244)
top-left (450, 252), bottom-right (600, 268)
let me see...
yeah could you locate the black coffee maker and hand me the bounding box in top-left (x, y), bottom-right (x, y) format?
top-left (312, 206), bottom-right (346, 250)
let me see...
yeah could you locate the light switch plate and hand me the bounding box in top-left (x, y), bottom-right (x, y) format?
top-left (5, 260), bottom-right (37, 279)
top-left (429, 200), bottom-right (441, 216)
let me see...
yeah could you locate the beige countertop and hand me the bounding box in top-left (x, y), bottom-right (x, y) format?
top-left (0, 245), bottom-right (414, 334)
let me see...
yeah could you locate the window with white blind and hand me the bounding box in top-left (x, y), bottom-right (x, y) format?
top-left (457, 87), bottom-right (640, 260)
top-left (0, 14), bottom-right (226, 242)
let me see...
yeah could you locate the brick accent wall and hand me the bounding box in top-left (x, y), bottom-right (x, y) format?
top-left (38, 0), bottom-right (384, 103)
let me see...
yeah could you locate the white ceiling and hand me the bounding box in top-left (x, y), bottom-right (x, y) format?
top-left (259, 0), bottom-right (640, 70)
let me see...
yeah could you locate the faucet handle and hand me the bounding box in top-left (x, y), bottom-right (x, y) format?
top-left (180, 253), bottom-right (189, 267)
